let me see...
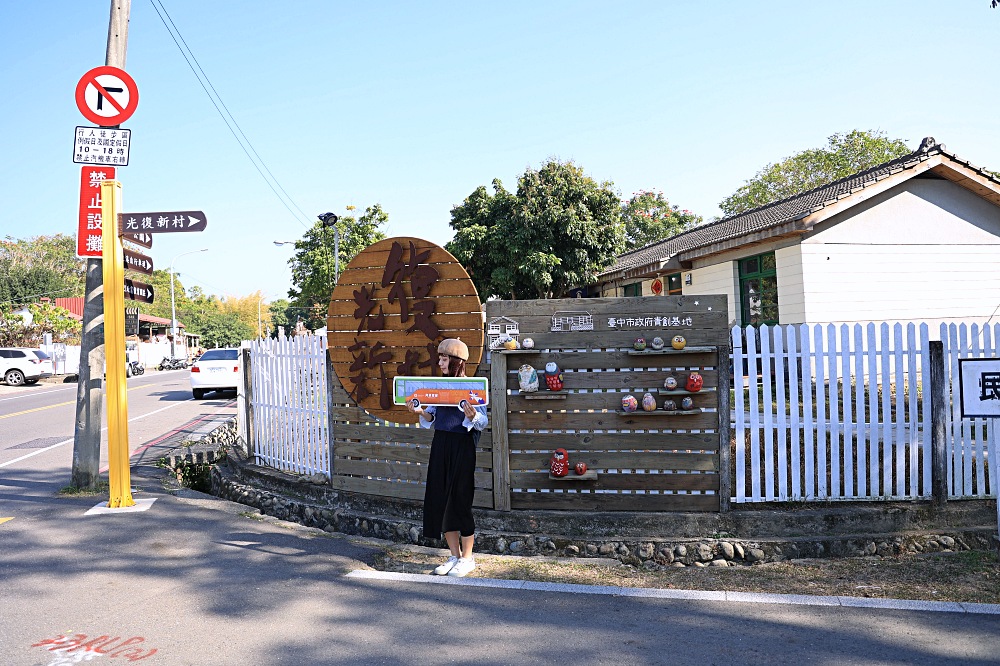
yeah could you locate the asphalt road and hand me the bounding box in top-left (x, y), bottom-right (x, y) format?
top-left (2, 373), bottom-right (1000, 664)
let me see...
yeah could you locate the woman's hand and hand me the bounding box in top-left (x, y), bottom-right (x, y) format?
top-left (461, 400), bottom-right (477, 420)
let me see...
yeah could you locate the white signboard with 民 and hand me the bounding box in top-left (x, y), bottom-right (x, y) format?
top-left (958, 358), bottom-right (1000, 418)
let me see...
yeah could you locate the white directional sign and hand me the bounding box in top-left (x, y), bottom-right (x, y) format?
top-left (73, 126), bottom-right (130, 166)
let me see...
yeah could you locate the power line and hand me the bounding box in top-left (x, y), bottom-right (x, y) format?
top-left (148, 0), bottom-right (313, 229)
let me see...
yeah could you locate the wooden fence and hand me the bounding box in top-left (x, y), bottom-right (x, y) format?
top-left (733, 322), bottom-right (999, 503)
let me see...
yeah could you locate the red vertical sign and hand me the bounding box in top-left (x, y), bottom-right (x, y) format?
top-left (76, 166), bottom-right (115, 257)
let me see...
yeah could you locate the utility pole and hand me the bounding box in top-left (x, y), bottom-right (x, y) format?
top-left (71, 0), bottom-right (131, 489)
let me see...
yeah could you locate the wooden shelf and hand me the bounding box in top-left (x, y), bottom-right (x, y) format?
top-left (657, 387), bottom-right (717, 395)
top-left (627, 346), bottom-right (717, 355)
top-left (549, 470), bottom-right (598, 481)
top-left (616, 408), bottom-right (704, 416)
top-left (498, 349), bottom-right (539, 354)
top-left (522, 391), bottom-right (568, 400)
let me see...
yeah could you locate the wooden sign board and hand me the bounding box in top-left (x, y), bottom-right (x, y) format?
top-left (327, 237), bottom-right (484, 423)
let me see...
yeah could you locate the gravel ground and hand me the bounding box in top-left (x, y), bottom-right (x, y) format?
top-left (376, 545), bottom-right (1000, 604)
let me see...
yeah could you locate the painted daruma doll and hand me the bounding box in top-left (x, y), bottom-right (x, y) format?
top-left (550, 448), bottom-right (570, 477)
top-left (685, 372), bottom-right (704, 392)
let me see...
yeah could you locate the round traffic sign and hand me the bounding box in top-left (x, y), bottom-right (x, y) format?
top-left (75, 66), bottom-right (139, 127)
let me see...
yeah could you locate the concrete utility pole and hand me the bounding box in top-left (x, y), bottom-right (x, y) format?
top-left (71, 0), bottom-right (131, 489)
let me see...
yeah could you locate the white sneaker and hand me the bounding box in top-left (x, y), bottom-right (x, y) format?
top-left (447, 557), bottom-right (476, 577)
top-left (433, 556), bottom-right (459, 575)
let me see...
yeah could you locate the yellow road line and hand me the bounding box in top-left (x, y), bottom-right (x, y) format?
top-left (0, 384), bottom-right (148, 420)
top-left (0, 517), bottom-right (12, 525)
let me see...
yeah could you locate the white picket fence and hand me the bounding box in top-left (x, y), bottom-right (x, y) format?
top-left (733, 322), bottom-right (1000, 503)
top-left (247, 335), bottom-right (329, 476)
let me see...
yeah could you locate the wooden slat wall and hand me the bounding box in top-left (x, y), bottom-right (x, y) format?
top-left (329, 359), bottom-right (495, 508)
top-left (486, 296), bottom-right (727, 513)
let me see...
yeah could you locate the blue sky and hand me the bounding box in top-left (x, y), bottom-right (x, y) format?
top-left (3, 1), bottom-right (999, 303)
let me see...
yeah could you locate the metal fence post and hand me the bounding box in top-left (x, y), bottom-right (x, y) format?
top-left (929, 341), bottom-right (948, 507)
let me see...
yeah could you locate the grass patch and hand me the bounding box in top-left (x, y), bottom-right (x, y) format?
top-left (58, 482), bottom-right (110, 497)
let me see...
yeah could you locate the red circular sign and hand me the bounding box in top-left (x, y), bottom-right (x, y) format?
top-left (651, 278), bottom-right (663, 295)
top-left (75, 66), bottom-right (139, 127)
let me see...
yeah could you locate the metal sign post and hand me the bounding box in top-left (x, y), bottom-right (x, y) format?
top-left (100, 179), bottom-right (135, 509)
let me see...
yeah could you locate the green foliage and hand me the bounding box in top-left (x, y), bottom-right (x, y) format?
top-left (287, 204), bottom-right (389, 329)
top-left (267, 298), bottom-right (294, 338)
top-left (195, 311), bottom-right (254, 348)
top-left (0, 234), bottom-right (85, 306)
top-left (0, 301), bottom-right (80, 347)
top-left (621, 190), bottom-right (702, 251)
top-left (719, 130), bottom-right (911, 217)
top-left (447, 160), bottom-right (625, 300)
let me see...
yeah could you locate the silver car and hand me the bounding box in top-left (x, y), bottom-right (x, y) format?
top-left (0, 348), bottom-right (54, 386)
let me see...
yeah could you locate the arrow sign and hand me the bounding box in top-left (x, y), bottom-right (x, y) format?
top-left (121, 232), bottom-right (153, 249)
top-left (123, 247), bottom-right (153, 275)
top-left (124, 278), bottom-right (154, 304)
top-left (118, 211), bottom-right (207, 234)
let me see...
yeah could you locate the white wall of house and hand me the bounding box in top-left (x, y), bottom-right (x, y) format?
top-left (685, 261), bottom-right (740, 325)
top-left (800, 179), bottom-right (1000, 329)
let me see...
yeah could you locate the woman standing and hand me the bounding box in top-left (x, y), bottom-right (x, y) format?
top-left (407, 338), bottom-right (487, 577)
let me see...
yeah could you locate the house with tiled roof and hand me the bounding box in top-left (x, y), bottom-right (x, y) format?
top-left (595, 138), bottom-right (1000, 330)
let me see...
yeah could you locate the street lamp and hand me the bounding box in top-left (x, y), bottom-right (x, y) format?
top-left (169, 248), bottom-right (208, 359)
top-left (317, 212), bottom-right (342, 284)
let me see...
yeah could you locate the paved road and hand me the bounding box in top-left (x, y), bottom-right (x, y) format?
top-left (2, 375), bottom-right (1000, 664)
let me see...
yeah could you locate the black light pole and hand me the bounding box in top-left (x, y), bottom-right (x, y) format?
top-left (317, 212), bottom-right (339, 327)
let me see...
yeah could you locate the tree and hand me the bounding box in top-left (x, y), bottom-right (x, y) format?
top-left (196, 312), bottom-right (254, 348)
top-left (0, 234), bottom-right (86, 306)
top-left (0, 301), bottom-right (79, 347)
top-left (286, 204), bottom-right (389, 330)
top-left (447, 160), bottom-right (625, 300)
top-left (621, 190), bottom-right (702, 251)
top-left (267, 298), bottom-right (294, 338)
top-left (718, 130), bottom-right (911, 217)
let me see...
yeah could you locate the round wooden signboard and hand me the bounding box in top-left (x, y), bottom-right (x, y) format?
top-left (327, 237), bottom-right (484, 424)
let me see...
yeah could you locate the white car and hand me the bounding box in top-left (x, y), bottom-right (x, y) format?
top-left (189, 348), bottom-right (240, 399)
top-left (0, 348), bottom-right (54, 386)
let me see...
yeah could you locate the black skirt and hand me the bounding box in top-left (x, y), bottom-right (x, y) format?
top-left (423, 428), bottom-right (477, 539)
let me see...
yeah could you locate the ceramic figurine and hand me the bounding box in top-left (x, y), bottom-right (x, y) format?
top-left (550, 448), bottom-right (570, 477)
top-left (621, 394), bottom-right (639, 412)
top-left (544, 361), bottom-right (564, 391)
top-left (680, 396), bottom-right (695, 410)
top-left (662, 399), bottom-right (677, 411)
top-left (650, 336), bottom-right (665, 350)
top-left (521, 337), bottom-right (534, 350)
top-left (671, 335), bottom-right (687, 350)
top-left (575, 462), bottom-right (588, 475)
top-left (633, 337), bottom-right (647, 351)
top-left (685, 371), bottom-right (704, 392)
top-left (642, 392), bottom-right (657, 411)
top-left (663, 375), bottom-right (678, 390)
top-left (503, 336), bottom-right (520, 350)
top-left (518, 364), bottom-right (539, 393)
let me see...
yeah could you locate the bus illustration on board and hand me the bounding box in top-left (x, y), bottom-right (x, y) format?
top-left (392, 375), bottom-right (490, 410)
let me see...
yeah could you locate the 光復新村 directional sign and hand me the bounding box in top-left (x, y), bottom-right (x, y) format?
top-left (123, 248), bottom-right (153, 275)
top-left (75, 66), bottom-right (139, 127)
top-left (121, 232), bottom-right (153, 249)
top-left (119, 211), bottom-right (207, 234)
top-left (123, 279), bottom-right (154, 304)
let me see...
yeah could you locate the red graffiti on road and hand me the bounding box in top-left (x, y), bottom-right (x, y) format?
top-left (31, 633), bottom-right (158, 663)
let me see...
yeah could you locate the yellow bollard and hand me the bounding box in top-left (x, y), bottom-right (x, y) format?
top-left (100, 180), bottom-right (135, 509)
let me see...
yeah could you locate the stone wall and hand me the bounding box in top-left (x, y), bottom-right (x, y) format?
top-left (204, 421), bottom-right (996, 568)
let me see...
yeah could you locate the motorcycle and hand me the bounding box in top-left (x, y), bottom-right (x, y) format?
top-left (158, 357), bottom-right (188, 371)
top-left (128, 360), bottom-right (145, 376)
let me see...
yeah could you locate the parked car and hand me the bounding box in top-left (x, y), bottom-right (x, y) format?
top-left (189, 348), bottom-right (240, 399)
top-left (0, 348), bottom-right (54, 386)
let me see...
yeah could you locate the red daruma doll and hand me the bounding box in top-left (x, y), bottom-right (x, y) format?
top-left (686, 372), bottom-right (704, 392)
top-left (550, 448), bottom-right (570, 477)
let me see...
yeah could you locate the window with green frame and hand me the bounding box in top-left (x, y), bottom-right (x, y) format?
top-left (665, 273), bottom-right (682, 295)
top-left (738, 252), bottom-right (778, 326)
top-left (622, 282), bottom-right (642, 297)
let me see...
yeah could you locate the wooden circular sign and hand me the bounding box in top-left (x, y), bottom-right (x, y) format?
top-left (327, 237), bottom-right (484, 423)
